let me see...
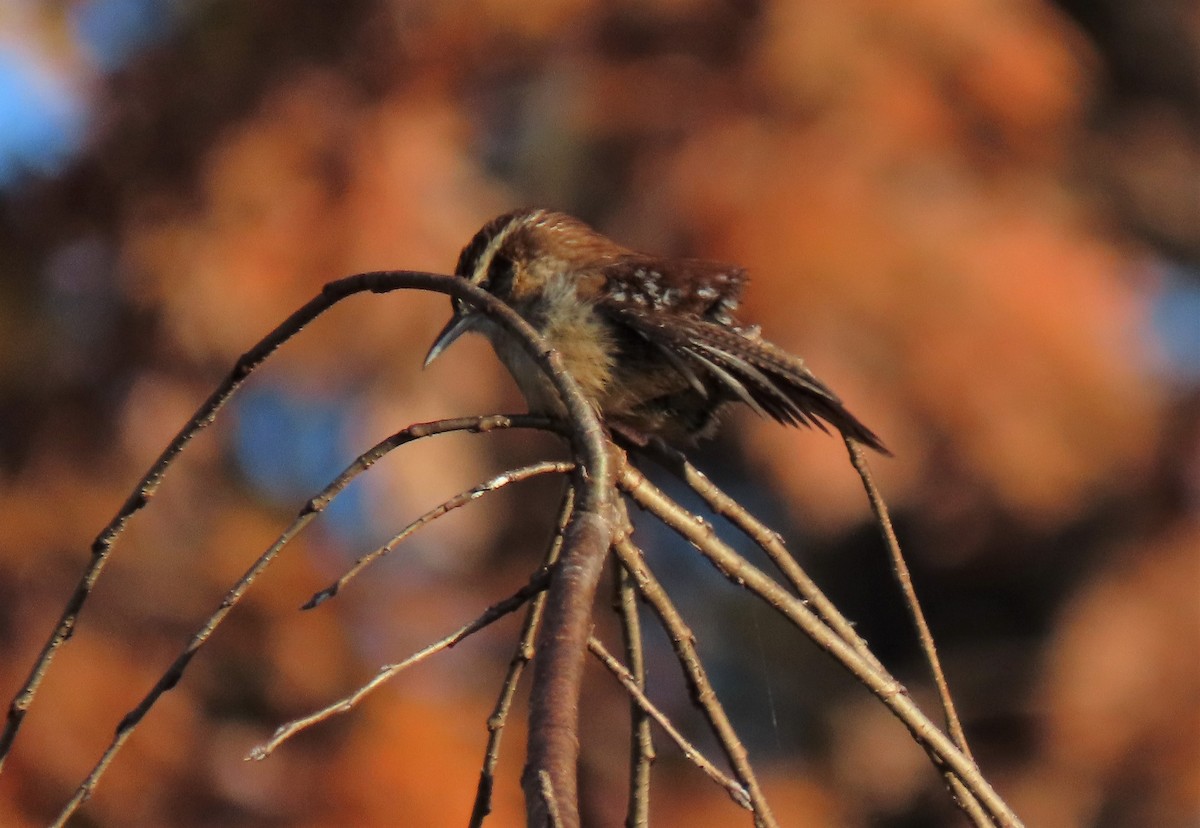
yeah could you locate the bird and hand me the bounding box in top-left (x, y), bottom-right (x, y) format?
top-left (424, 208), bottom-right (888, 454)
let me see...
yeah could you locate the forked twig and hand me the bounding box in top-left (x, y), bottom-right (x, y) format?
top-left (617, 455), bottom-right (1021, 827)
top-left (612, 534), bottom-right (779, 827)
top-left (248, 567), bottom-right (553, 760)
top-left (587, 636), bottom-right (749, 811)
top-left (470, 487), bottom-right (575, 827)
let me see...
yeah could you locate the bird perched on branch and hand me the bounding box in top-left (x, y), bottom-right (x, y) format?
top-left (425, 208), bottom-right (888, 454)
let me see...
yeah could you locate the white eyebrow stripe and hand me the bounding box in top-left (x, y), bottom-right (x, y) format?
top-left (471, 218), bottom-right (518, 285)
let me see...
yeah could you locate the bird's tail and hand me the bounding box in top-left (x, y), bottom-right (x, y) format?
top-left (672, 317), bottom-right (891, 455)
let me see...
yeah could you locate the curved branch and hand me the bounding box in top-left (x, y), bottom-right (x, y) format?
top-left (327, 274), bottom-right (615, 828)
top-left (0, 272), bottom-right (489, 769)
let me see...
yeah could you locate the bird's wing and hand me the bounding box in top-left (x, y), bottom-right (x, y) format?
top-left (602, 299), bottom-right (890, 454)
top-left (599, 255), bottom-right (746, 323)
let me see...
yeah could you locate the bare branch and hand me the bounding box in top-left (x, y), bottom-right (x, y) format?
top-left (247, 568), bottom-right (553, 761)
top-left (625, 435), bottom-right (884, 670)
top-left (617, 457), bottom-right (1022, 827)
top-left (588, 636), bottom-right (749, 812)
top-left (17, 261), bottom-right (1020, 827)
top-left (637, 435), bottom-right (994, 825)
top-left (539, 771), bottom-right (565, 828)
top-left (47, 415), bottom-right (557, 826)
top-left (846, 439), bottom-right (970, 751)
top-left (613, 560), bottom-right (654, 827)
top-left (0, 269), bottom-right (599, 775)
top-left (522, 508), bottom-right (614, 828)
top-left (305, 459), bottom-right (573, 608)
top-left (15, 270), bottom-right (611, 827)
top-left (612, 535), bottom-right (778, 827)
top-left (1, 277), bottom-right (384, 772)
top-left (845, 439), bottom-right (992, 825)
top-left (470, 487), bottom-right (575, 828)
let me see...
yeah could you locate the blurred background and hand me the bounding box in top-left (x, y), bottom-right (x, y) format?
top-left (0, 0), bottom-right (1197, 825)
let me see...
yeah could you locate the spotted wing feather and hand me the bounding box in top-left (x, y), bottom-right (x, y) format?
top-left (601, 255), bottom-right (746, 323)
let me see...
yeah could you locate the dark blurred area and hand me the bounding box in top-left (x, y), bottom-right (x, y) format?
top-left (0, 1), bottom-right (1197, 825)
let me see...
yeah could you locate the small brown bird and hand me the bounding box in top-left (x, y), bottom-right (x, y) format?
top-left (425, 208), bottom-right (887, 453)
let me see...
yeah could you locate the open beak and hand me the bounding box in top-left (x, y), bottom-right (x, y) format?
top-left (423, 310), bottom-right (474, 368)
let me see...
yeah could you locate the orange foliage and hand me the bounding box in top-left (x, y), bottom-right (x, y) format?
top-left (1, 0), bottom-right (1195, 824)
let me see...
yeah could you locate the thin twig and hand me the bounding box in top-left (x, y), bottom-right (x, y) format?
top-left (628, 436), bottom-right (884, 671)
top-left (539, 771), bottom-right (565, 828)
top-left (588, 636), bottom-right (749, 810)
top-left (470, 487), bottom-right (575, 828)
top-left (845, 439), bottom-right (991, 825)
top-left (305, 460), bottom-right (573, 608)
top-left (618, 457), bottom-right (1022, 827)
top-left (48, 415), bottom-right (557, 826)
top-left (247, 568), bottom-right (552, 761)
top-left (845, 440), bottom-right (971, 754)
top-left (612, 535), bottom-right (779, 828)
top-left (613, 560), bottom-right (654, 827)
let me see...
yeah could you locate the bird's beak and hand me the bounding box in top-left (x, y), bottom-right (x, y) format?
top-left (423, 310), bottom-right (474, 368)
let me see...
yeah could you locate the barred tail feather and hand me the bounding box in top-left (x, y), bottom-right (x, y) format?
top-left (681, 320), bottom-right (891, 455)
top-left (609, 306), bottom-right (890, 454)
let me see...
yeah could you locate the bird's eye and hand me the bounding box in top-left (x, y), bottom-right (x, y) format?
top-left (485, 253), bottom-right (515, 297)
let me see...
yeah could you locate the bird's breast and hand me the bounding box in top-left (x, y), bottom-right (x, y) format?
top-left (483, 282), bottom-right (617, 416)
